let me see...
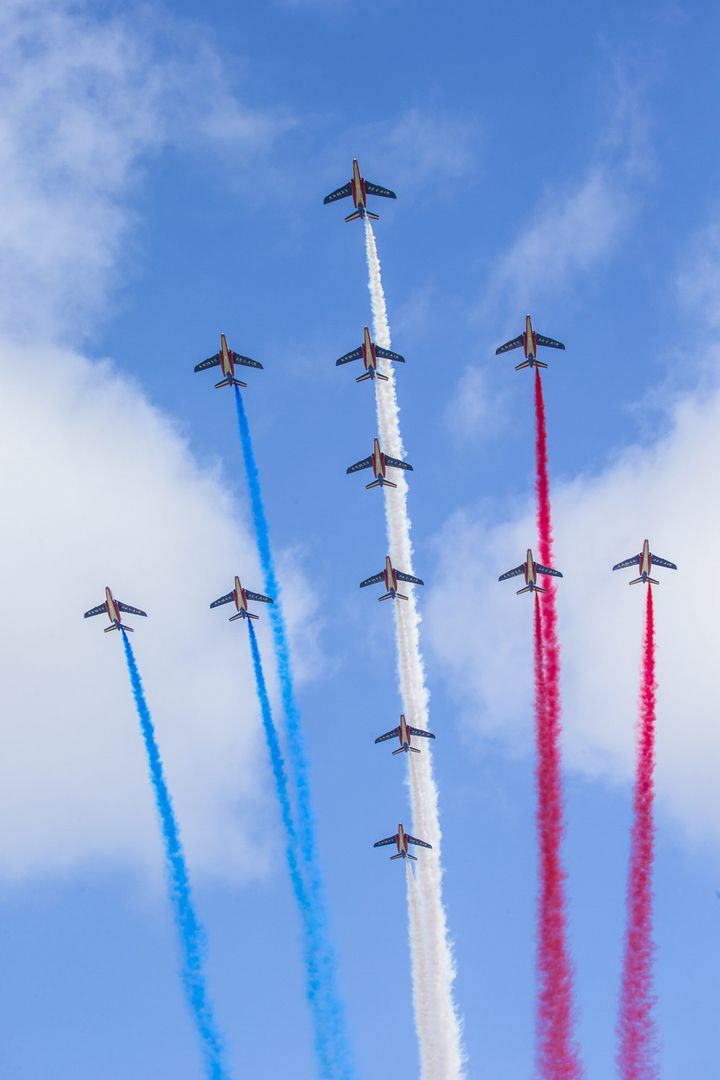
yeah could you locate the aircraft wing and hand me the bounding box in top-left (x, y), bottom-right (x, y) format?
top-left (373, 834), bottom-right (398, 848)
top-left (375, 727), bottom-right (400, 744)
top-left (84, 603), bottom-right (107, 619)
top-left (346, 455), bottom-right (372, 474)
top-left (396, 571), bottom-right (424, 586)
top-left (364, 181), bottom-right (397, 200)
top-left (612, 555), bottom-right (640, 571)
top-left (408, 726), bottom-right (435, 740)
top-left (360, 571), bottom-right (384, 588)
top-left (383, 455), bottom-right (413, 472)
top-left (335, 346), bottom-right (363, 366)
top-left (536, 564), bottom-right (563, 579)
top-left (495, 335), bottom-right (523, 355)
top-left (323, 182), bottom-right (352, 205)
top-left (498, 564), bottom-right (525, 581)
top-left (194, 353), bottom-right (221, 372)
top-left (406, 834), bottom-right (432, 849)
top-left (651, 554), bottom-right (677, 570)
top-left (375, 346), bottom-right (405, 363)
top-left (536, 334), bottom-right (565, 350)
top-left (232, 352), bottom-right (263, 370)
top-left (245, 590), bottom-right (273, 604)
top-left (210, 592), bottom-right (234, 609)
top-left (117, 602), bottom-right (148, 617)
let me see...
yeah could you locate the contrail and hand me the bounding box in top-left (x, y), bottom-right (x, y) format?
top-left (232, 387), bottom-right (356, 1079)
top-left (533, 368), bottom-right (582, 1079)
top-left (246, 620), bottom-right (350, 1079)
top-left (616, 587), bottom-right (659, 1079)
top-left (364, 220), bottom-right (465, 1079)
top-left (120, 631), bottom-right (229, 1080)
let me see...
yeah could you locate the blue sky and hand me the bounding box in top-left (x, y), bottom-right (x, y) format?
top-left (1, 1), bottom-right (719, 1077)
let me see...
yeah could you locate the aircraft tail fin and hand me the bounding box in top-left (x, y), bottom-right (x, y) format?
top-left (229, 611), bottom-right (256, 622)
top-left (515, 359), bottom-right (548, 371)
top-left (105, 622), bottom-right (128, 633)
top-left (214, 377), bottom-right (248, 389)
top-left (366, 478), bottom-right (396, 490)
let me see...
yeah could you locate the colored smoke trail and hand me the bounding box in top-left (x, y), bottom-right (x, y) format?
top-left (617, 587), bottom-right (659, 1079)
top-left (365, 220), bottom-right (465, 1079)
top-left (246, 620), bottom-right (346, 1079)
top-left (533, 368), bottom-right (582, 1079)
top-left (120, 631), bottom-right (229, 1080)
top-left (233, 387), bottom-right (355, 1079)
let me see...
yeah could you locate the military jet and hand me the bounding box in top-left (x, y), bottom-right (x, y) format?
top-left (374, 823), bottom-right (432, 861)
top-left (360, 555), bottom-right (423, 601)
top-left (210, 576), bottom-right (273, 621)
top-left (84, 587), bottom-right (147, 633)
top-left (336, 326), bottom-right (405, 383)
top-left (194, 333), bottom-right (263, 389)
top-left (323, 158), bottom-right (396, 222)
top-left (499, 548), bottom-right (563, 595)
top-left (346, 438), bottom-right (413, 490)
top-left (375, 714), bottom-right (435, 755)
top-left (496, 314), bottom-right (565, 370)
top-left (612, 539), bottom-right (677, 585)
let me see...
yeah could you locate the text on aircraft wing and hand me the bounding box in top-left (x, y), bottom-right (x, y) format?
top-left (232, 352), bottom-right (263, 370)
top-left (612, 555), bottom-right (641, 571)
top-left (323, 182), bottom-right (352, 205)
top-left (375, 728), bottom-right (401, 744)
top-left (347, 456), bottom-right (373, 474)
top-left (194, 353), bottom-right (222, 372)
top-left (408, 726), bottom-right (435, 740)
top-left (375, 346), bottom-right (405, 363)
top-left (536, 564), bottom-right (563, 578)
top-left (335, 346), bottom-right (363, 366)
top-left (373, 834), bottom-right (398, 848)
top-left (364, 181), bottom-right (397, 200)
top-left (498, 564), bottom-right (525, 581)
top-left (360, 571), bottom-right (385, 588)
top-left (536, 334), bottom-right (565, 350)
top-left (117, 602), bottom-right (148, 617)
top-left (84, 603), bottom-right (107, 618)
top-left (383, 455), bottom-right (413, 471)
top-left (650, 554), bottom-right (677, 570)
top-left (395, 570), bottom-right (424, 586)
top-left (245, 590), bottom-right (273, 604)
top-left (406, 835), bottom-right (432, 849)
top-left (495, 335), bottom-right (523, 355)
top-left (210, 592), bottom-right (234, 609)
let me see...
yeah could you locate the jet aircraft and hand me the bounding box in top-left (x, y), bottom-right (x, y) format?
top-left (499, 548), bottom-right (563, 595)
top-left (374, 823), bottom-right (432, 861)
top-left (360, 555), bottom-right (423, 601)
top-left (496, 314), bottom-right (565, 370)
top-left (194, 333), bottom-right (263, 389)
top-left (84, 587), bottom-right (147, 633)
top-left (210, 576), bottom-right (274, 621)
top-left (375, 713), bottom-right (435, 755)
top-left (612, 539), bottom-right (677, 585)
top-left (347, 438), bottom-right (413, 489)
top-left (336, 327), bottom-right (405, 383)
top-left (323, 159), bottom-right (396, 222)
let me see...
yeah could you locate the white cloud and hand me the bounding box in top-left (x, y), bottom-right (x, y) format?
top-left (0, 0), bottom-right (287, 343)
top-left (483, 69), bottom-right (651, 320)
top-left (425, 367), bottom-right (720, 848)
top-left (0, 2), bottom-right (306, 883)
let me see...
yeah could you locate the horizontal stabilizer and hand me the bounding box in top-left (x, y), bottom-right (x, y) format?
top-left (356, 372), bottom-right (373, 383)
top-left (515, 359), bottom-right (548, 371)
top-left (214, 377), bottom-right (247, 389)
top-left (378, 592), bottom-right (395, 602)
top-left (390, 853), bottom-right (404, 861)
top-left (344, 210), bottom-right (362, 222)
top-left (104, 623), bottom-right (128, 633)
top-left (365, 211), bottom-right (380, 221)
top-left (366, 478), bottom-right (396, 489)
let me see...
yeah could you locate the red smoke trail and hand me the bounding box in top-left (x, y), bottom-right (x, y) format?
top-left (533, 368), bottom-right (582, 1079)
top-left (617, 587), bottom-right (658, 1079)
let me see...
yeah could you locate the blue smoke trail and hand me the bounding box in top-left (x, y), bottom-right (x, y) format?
top-left (233, 387), bottom-right (355, 1078)
top-left (120, 631), bottom-right (229, 1080)
top-left (247, 620), bottom-right (339, 1077)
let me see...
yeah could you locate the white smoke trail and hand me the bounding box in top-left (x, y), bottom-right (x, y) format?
top-left (365, 220), bottom-right (465, 1079)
